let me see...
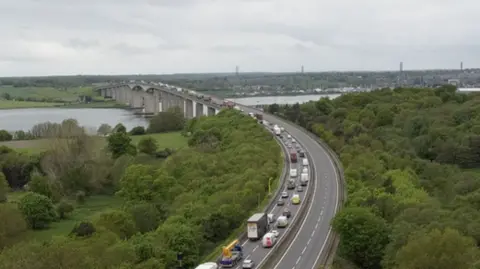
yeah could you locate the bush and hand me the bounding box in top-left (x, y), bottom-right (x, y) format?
top-left (56, 200), bottom-right (74, 219)
top-left (137, 137), bottom-right (158, 155)
top-left (0, 172), bottom-right (9, 203)
top-left (0, 203), bottom-right (28, 249)
top-left (130, 126), bottom-right (146, 136)
top-left (75, 190), bottom-right (86, 204)
top-left (147, 108), bottom-right (185, 133)
top-left (128, 203), bottom-right (162, 233)
top-left (18, 192), bottom-right (57, 229)
top-left (94, 210), bottom-right (136, 239)
top-left (70, 221), bottom-right (96, 237)
top-left (28, 174), bottom-right (63, 203)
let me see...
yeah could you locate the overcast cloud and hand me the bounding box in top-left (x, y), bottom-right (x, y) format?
top-left (0, 0), bottom-right (479, 76)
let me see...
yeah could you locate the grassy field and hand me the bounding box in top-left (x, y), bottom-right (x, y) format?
top-left (8, 193), bottom-right (124, 241)
top-left (0, 100), bottom-right (60, 109)
top-left (0, 86), bottom-right (92, 101)
top-left (0, 132), bottom-right (188, 154)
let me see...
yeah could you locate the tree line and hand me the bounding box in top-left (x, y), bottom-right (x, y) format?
top-left (0, 108), bottom-right (281, 269)
top-left (268, 85), bottom-right (480, 269)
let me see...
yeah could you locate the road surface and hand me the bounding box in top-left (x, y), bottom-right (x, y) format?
top-left (227, 118), bottom-right (312, 269)
top-left (241, 107), bottom-right (340, 269)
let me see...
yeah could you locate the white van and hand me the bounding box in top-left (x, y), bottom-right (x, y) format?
top-left (262, 232), bottom-right (277, 248)
top-left (276, 216), bottom-right (288, 228)
top-left (302, 167), bottom-right (308, 174)
top-left (267, 214), bottom-right (274, 224)
top-left (290, 168), bottom-right (298, 178)
top-left (302, 158), bottom-right (309, 166)
top-left (195, 262), bottom-right (219, 269)
top-left (300, 173), bottom-right (308, 186)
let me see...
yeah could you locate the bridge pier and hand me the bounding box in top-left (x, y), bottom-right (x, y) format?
top-left (144, 91), bottom-right (157, 114)
top-left (132, 90), bottom-right (144, 108)
top-left (185, 99), bottom-right (194, 118)
top-left (196, 102), bottom-right (204, 117)
top-left (207, 107), bottom-right (216, 116)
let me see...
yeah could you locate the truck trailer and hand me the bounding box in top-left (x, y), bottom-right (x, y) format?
top-left (290, 150), bottom-right (298, 163)
top-left (273, 126), bottom-right (281, 136)
top-left (247, 213), bottom-right (268, 240)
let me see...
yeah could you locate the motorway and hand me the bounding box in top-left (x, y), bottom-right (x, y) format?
top-left (227, 118), bottom-right (312, 269)
top-left (241, 106), bottom-right (340, 269)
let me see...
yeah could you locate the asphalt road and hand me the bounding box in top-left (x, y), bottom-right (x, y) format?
top-left (241, 107), bottom-right (340, 269)
top-left (220, 113), bottom-right (312, 269)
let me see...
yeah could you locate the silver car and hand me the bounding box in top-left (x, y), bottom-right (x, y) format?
top-left (243, 259), bottom-right (255, 269)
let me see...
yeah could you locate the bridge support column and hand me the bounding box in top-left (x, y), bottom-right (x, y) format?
top-left (207, 106), bottom-right (216, 116)
top-left (203, 105), bottom-right (208, 116)
top-left (132, 91), bottom-right (144, 108)
top-left (185, 99), bottom-right (194, 118)
top-left (196, 102), bottom-right (204, 117)
top-left (144, 91), bottom-right (157, 114)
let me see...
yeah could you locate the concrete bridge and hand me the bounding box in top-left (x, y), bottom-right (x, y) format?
top-left (94, 83), bottom-right (222, 118)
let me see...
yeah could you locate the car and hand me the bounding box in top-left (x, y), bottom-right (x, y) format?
top-left (287, 144), bottom-right (292, 148)
top-left (277, 199), bottom-right (285, 206)
top-left (283, 208), bottom-right (291, 218)
top-left (291, 194), bottom-right (301, 205)
top-left (299, 151), bottom-right (305, 157)
top-left (297, 186), bottom-right (304, 192)
top-left (292, 139), bottom-right (296, 143)
top-left (281, 191), bottom-right (289, 198)
top-left (296, 148), bottom-right (302, 153)
top-left (287, 134), bottom-right (292, 139)
top-left (242, 259), bottom-right (255, 269)
top-left (271, 230), bottom-right (279, 237)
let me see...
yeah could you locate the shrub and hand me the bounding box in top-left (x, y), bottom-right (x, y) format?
top-left (137, 137), bottom-right (158, 155)
top-left (70, 221), bottom-right (96, 237)
top-left (0, 172), bottom-right (9, 203)
top-left (18, 192), bottom-right (57, 229)
top-left (130, 126), bottom-right (146, 136)
top-left (94, 210), bottom-right (136, 239)
top-left (128, 203), bottom-right (162, 233)
top-left (56, 200), bottom-right (74, 219)
top-left (75, 190), bottom-right (86, 204)
top-left (28, 174), bottom-right (63, 203)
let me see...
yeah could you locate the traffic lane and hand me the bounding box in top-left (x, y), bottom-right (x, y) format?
top-left (232, 142), bottom-right (305, 268)
top-left (253, 111), bottom-right (339, 269)
top-left (274, 162), bottom-right (336, 269)
top-left (235, 163), bottom-right (308, 269)
top-left (273, 135), bottom-right (339, 268)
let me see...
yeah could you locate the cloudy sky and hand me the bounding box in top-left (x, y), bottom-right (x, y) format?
top-left (0, 0), bottom-right (478, 76)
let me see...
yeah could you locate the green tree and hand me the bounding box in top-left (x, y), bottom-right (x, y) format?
top-left (147, 107), bottom-right (185, 133)
top-left (18, 192), bottom-right (57, 229)
top-left (332, 207), bottom-right (390, 269)
top-left (128, 202), bottom-right (162, 233)
top-left (137, 137), bottom-right (158, 155)
top-left (107, 131), bottom-right (136, 159)
top-left (94, 210), bottom-right (136, 239)
top-left (0, 203), bottom-right (28, 250)
top-left (117, 164), bottom-right (158, 201)
top-left (56, 200), bottom-right (74, 219)
top-left (130, 126), bottom-right (146, 136)
top-left (28, 173), bottom-right (63, 203)
top-left (394, 228), bottom-right (480, 269)
top-left (0, 130), bottom-right (13, 142)
top-left (113, 123), bottom-right (127, 133)
top-left (0, 172), bottom-right (8, 203)
top-left (97, 123), bottom-right (113, 135)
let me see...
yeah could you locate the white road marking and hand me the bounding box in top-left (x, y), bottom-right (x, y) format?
top-left (296, 256), bottom-right (302, 265)
top-left (302, 246), bottom-right (307, 254)
top-left (252, 246), bottom-right (258, 252)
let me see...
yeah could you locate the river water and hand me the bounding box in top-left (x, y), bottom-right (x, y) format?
top-left (0, 94), bottom-right (339, 132)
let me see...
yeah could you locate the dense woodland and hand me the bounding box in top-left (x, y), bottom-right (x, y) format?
top-left (0, 109), bottom-right (281, 269)
top-left (268, 85), bottom-right (480, 269)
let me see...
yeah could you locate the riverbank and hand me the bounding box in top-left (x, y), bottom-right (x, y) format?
top-left (0, 100), bottom-right (126, 110)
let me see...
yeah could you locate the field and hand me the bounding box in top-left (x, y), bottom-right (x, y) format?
top-left (8, 193), bottom-right (124, 241)
top-left (0, 86), bottom-right (92, 101)
top-left (0, 100), bottom-right (60, 109)
top-left (0, 132), bottom-right (188, 154)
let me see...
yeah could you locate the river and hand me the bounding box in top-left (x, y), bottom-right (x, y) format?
top-left (0, 94), bottom-right (340, 132)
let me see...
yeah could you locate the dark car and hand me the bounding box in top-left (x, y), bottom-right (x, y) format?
top-left (299, 151), bottom-right (305, 157)
top-left (277, 199), bottom-right (285, 206)
top-left (283, 208), bottom-right (291, 218)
